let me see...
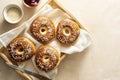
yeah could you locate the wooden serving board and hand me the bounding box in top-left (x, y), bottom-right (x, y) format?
top-left (0, 0), bottom-right (87, 80)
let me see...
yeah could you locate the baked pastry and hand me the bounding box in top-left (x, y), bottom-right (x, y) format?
top-left (30, 16), bottom-right (55, 44)
top-left (56, 18), bottom-right (80, 45)
top-left (35, 46), bottom-right (60, 72)
top-left (7, 37), bottom-right (35, 62)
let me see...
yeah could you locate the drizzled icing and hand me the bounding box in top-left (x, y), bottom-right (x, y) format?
top-left (56, 18), bottom-right (80, 45)
top-left (7, 37), bottom-right (35, 62)
top-left (35, 46), bottom-right (60, 72)
top-left (30, 16), bottom-right (55, 44)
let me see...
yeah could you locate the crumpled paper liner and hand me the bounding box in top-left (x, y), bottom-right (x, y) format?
top-left (0, 4), bottom-right (91, 80)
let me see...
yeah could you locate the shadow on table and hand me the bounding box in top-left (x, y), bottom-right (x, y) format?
top-left (0, 20), bottom-right (18, 34)
top-left (21, 3), bottom-right (37, 21)
top-left (0, 57), bottom-right (25, 80)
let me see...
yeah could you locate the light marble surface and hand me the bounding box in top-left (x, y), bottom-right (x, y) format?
top-left (0, 0), bottom-right (120, 80)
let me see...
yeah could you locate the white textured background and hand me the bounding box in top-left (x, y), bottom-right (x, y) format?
top-left (0, 0), bottom-right (120, 80)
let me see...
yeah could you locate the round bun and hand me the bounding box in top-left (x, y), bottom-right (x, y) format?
top-left (35, 46), bottom-right (60, 72)
top-left (7, 37), bottom-right (35, 62)
top-left (56, 18), bottom-right (80, 45)
top-left (30, 16), bottom-right (55, 44)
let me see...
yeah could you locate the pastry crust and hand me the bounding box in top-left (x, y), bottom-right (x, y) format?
top-left (7, 37), bottom-right (35, 62)
top-left (35, 46), bottom-right (60, 72)
top-left (56, 18), bottom-right (80, 45)
top-left (30, 16), bottom-right (55, 44)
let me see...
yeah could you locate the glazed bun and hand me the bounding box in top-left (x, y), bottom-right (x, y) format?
top-left (7, 37), bottom-right (35, 62)
top-left (56, 18), bottom-right (80, 45)
top-left (30, 16), bottom-right (55, 44)
top-left (35, 46), bottom-right (60, 72)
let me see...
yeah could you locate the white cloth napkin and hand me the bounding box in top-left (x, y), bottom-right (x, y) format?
top-left (0, 4), bottom-right (91, 80)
